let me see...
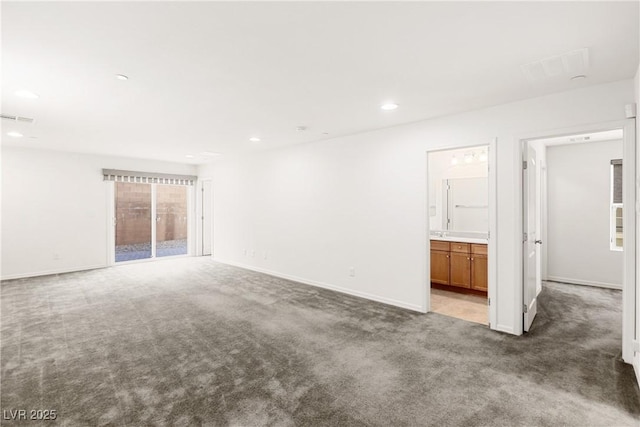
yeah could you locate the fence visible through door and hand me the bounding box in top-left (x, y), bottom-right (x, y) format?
top-left (115, 182), bottom-right (188, 262)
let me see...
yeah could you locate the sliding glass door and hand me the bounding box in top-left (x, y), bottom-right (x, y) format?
top-left (156, 185), bottom-right (188, 257)
top-left (114, 182), bottom-right (189, 262)
top-left (115, 182), bottom-right (152, 262)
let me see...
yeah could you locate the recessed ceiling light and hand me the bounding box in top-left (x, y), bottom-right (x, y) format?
top-left (115, 74), bottom-right (129, 81)
top-left (185, 154), bottom-right (195, 158)
top-left (571, 75), bottom-right (586, 81)
top-left (381, 103), bottom-right (399, 111)
top-left (15, 90), bottom-right (39, 99)
top-left (7, 131), bottom-right (23, 138)
top-left (249, 137), bottom-right (261, 142)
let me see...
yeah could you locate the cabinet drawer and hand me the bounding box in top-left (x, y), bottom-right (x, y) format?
top-left (471, 244), bottom-right (488, 255)
top-left (450, 242), bottom-right (470, 253)
top-left (430, 240), bottom-right (450, 252)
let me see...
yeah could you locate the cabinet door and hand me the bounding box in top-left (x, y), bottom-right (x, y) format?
top-left (471, 254), bottom-right (488, 291)
top-left (450, 252), bottom-right (471, 288)
top-left (430, 250), bottom-right (450, 285)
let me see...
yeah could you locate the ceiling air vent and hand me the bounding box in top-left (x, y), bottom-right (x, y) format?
top-left (1, 114), bottom-right (35, 124)
top-left (521, 48), bottom-right (589, 82)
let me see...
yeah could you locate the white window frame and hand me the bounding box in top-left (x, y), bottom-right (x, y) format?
top-left (610, 161), bottom-right (623, 252)
top-left (610, 203), bottom-right (623, 251)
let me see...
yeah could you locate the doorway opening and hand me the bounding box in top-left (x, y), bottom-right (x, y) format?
top-left (427, 144), bottom-right (494, 326)
top-left (114, 182), bottom-right (189, 262)
top-left (521, 121), bottom-right (635, 365)
top-left (523, 129), bottom-right (624, 330)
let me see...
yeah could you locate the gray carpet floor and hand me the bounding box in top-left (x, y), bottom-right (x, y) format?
top-left (1, 258), bottom-right (639, 426)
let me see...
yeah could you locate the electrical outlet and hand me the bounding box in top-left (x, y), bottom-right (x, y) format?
top-left (349, 267), bottom-right (355, 277)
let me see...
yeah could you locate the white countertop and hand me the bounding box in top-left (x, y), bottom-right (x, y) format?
top-left (430, 236), bottom-right (488, 244)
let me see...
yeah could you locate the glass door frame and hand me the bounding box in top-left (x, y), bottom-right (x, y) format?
top-left (106, 181), bottom-right (194, 265)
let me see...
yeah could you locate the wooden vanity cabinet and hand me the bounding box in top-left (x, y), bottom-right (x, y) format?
top-left (430, 241), bottom-right (450, 285)
top-left (449, 252), bottom-right (471, 288)
top-left (430, 240), bottom-right (487, 294)
top-left (470, 244), bottom-right (488, 291)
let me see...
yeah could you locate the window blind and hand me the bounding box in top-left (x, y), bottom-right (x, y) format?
top-left (611, 159), bottom-right (622, 204)
top-left (102, 169), bottom-right (196, 186)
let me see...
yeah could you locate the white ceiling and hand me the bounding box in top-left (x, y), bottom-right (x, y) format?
top-left (2, 1), bottom-right (638, 164)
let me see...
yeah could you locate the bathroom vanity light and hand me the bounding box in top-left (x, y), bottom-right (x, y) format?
top-left (451, 149), bottom-right (489, 166)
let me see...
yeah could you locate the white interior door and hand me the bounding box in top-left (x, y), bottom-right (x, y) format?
top-left (201, 179), bottom-right (212, 256)
top-left (535, 151), bottom-right (544, 296)
top-left (523, 144), bottom-right (539, 331)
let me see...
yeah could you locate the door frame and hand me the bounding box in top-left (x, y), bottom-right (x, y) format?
top-left (424, 138), bottom-right (498, 329)
top-left (517, 119), bottom-right (636, 363)
top-left (199, 179), bottom-right (213, 256)
top-left (106, 181), bottom-right (115, 265)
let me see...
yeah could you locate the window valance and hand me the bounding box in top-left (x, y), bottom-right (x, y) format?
top-left (102, 169), bottom-right (196, 186)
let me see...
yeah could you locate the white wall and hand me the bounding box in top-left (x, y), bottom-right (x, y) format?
top-left (1, 147), bottom-right (197, 279)
top-left (199, 79), bottom-right (635, 334)
top-left (546, 140), bottom-right (623, 288)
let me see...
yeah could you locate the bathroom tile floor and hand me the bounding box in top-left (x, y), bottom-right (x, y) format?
top-left (430, 288), bottom-right (488, 325)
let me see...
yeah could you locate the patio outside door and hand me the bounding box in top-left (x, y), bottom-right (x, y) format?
top-left (115, 182), bottom-right (188, 262)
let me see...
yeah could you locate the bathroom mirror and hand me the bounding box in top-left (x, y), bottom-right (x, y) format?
top-left (443, 177), bottom-right (488, 231)
top-left (428, 146), bottom-right (489, 233)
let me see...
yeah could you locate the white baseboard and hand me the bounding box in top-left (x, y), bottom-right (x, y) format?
top-left (546, 276), bottom-right (622, 290)
top-left (496, 324), bottom-right (515, 335)
top-left (1, 264), bottom-right (108, 281)
top-left (213, 258), bottom-right (425, 313)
